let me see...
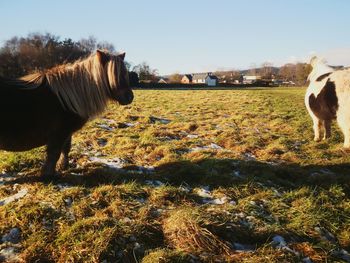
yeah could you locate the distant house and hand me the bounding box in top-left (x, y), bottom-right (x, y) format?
top-left (192, 72), bottom-right (218, 86)
top-left (158, 78), bottom-right (168, 84)
top-left (206, 74), bottom-right (218, 86)
top-left (242, 75), bottom-right (261, 84)
top-left (181, 74), bottom-right (193, 84)
top-left (192, 73), bottom-right (208, 84)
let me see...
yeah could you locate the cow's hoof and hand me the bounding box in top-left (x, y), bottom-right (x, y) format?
top-left (314, 138), bottom-right (322, 142)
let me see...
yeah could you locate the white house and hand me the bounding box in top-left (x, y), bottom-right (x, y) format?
top-left (205, 74), bottom-right (218, 86)
top-left (192, 72), bottom-right (218, 86)
top-left (242, 75), bottom-right (261, 84)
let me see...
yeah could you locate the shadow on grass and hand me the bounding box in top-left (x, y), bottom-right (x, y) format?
top-left (6, 158), bottom-right (350, 194)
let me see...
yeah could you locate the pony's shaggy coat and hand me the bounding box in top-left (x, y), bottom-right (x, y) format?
top-left (305, 56), bottom-right (350, 148)
top-left (0, 50), bottom-right (133, 177)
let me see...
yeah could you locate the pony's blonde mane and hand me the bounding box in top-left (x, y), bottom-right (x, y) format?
top-left (20, 51), bottom-right (124, 119)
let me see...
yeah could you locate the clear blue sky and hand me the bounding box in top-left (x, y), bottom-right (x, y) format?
top-left (1, 0), bottom-right (350, 75)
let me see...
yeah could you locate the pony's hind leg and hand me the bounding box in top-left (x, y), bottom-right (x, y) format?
top-left (58, 136), bottom-right (72, 171)
top-left (312, 118), bottom-right (323, 142)
top-left (42, 136), bottom-right (70, 178)
top-left (336, 114), bottom-right (350, 149)
top-left (42, 143), bottom-right (62, 178)
top-left (323, 120), bottom-right (332, 140)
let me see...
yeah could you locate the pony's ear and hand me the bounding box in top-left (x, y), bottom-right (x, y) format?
top-left (96, 50), bottom-right (109, 65)
top-left (310, 56), bottom-right (319, 67)
top-left (118, 52), bottom-right (126, 61)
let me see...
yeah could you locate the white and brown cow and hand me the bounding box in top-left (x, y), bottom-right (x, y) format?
top-left (305, 56), bottom-right (350, 148)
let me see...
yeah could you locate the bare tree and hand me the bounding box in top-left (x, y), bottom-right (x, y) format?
top-left (261, 61), bottom-right (273, 79)
top-left (168, 73), bottom-right (182, 83)
top-left (133, 62), bottom-right (158, 82)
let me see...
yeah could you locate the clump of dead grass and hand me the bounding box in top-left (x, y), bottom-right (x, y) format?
top-left (162, 207), bottom-right (233, 256)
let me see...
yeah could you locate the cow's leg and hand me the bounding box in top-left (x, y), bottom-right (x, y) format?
top-left (58, 136), bottom-right (72, 171)
top-left (323, 120), bottom-right (332, 140)
top-left (41, 138), bottom-right (67, 178)
top-left (312, 117), bottom-right (323, 142)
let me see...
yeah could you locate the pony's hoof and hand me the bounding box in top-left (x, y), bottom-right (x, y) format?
top-left (41, 172), bottom-right (61, 182)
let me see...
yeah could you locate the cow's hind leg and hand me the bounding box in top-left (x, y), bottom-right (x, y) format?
top-left (58, 136), bottom-right (72, 171)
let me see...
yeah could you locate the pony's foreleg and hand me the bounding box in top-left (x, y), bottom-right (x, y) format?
top-left (58, 136), bottom-right (72, 171)
top-left (323, 120), bottom-right (332, 140)
top-left (42, 140), bottom-right (65, 178)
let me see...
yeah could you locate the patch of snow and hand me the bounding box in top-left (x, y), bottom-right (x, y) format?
top-left (271, 235), bottom-right (299, 256)
top-left (134, 242), bottom-right (141, 249)
top-left (0, 247), bottom-right (20, 262)
top-left (0, 188), bottom-right (28, 206)
top-left (319, 169), bottom-right (335, 176)
top-left (97, 124), bottom-right (114, 131)
top-left (232, 170), bottom-right (244, 178)
top-left (314, 227), bottom-right (337, 243)
top-left (179, 186), bottom-right (191, 193)
top-left (56, 183), bottom-right (74, 191)
top-left (137, 166), bottom-right (155, 174)
top-left (186, 134), bottom-right (199, 139)
top-left (89, 157), bottom-right (127, 169)
top-left (302, 257), bottom-right (313, 263)
top-left (235, 212), bottom-right (246, 218)
top-left (100, 118), bottom-right (116, 124)
top-left (272, 188), bottom-right (282, 197)
top-left (233, 242), bottom-right (255, 252)
top-left (249, 201), bottom-right (257, 206)
top-left (209, 143), bottom-right (222, 150)
top-left (149, 116), bottom-right (171, 124)
top-left (135, 198), bottom-right (146, 203)
top-left (243, 152), bottom-right (257, 161)
top-left (145, 180), bottom-right (164, 187)
top-left (97, 138), bottom-right (108, 147)
top-left (124, 122), bottom-right (138, 127)
top-left (272, 235), bottom-right (287, 248)
top-left (205, 196), bottom-right (228, 205)
top-left (1, 228), bottom-right (21, 244)
top-left (190, 143), bottom-right (223, 152)
top-left (0, 173), bottom-right (16, 185)
top-left (122, 217), bottom-right (132, 223)
top-left (196, 187), bottom-right (212, 198)
top-left (63, 197), bottom-right (73, 207)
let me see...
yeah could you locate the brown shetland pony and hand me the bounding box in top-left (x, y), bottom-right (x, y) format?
top-left (0, 50), bottom-right (133, 178)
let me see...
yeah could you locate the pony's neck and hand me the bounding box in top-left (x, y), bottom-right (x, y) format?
top-left (45, 54), bottom-right (112, 119)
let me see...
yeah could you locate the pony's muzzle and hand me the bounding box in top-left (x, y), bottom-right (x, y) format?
top-left (118, 90), bottom-right (134, 105)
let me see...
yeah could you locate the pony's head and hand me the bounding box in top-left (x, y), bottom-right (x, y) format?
top-left (307, 56), bottom-right (334, 82)
top-left (96, 50), bottom-right (134, 105)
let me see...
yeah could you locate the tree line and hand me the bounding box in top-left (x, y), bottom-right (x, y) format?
top-left (0, 33), bottom-right (117, 78)
top-left (0, 33), bottom-right (158, 85)
top-left (0, 33), bottom-right (312, 85)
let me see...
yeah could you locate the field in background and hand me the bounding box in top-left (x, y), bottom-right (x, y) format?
top-left (1, 88), bottom-right (350, 262)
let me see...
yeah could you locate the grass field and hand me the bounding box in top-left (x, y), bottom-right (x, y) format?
top-left (1, 87), bottom-right (350, 262)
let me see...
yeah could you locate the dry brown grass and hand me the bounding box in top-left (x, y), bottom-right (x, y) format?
top-left (162, 207), bottom-right (232, 256)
